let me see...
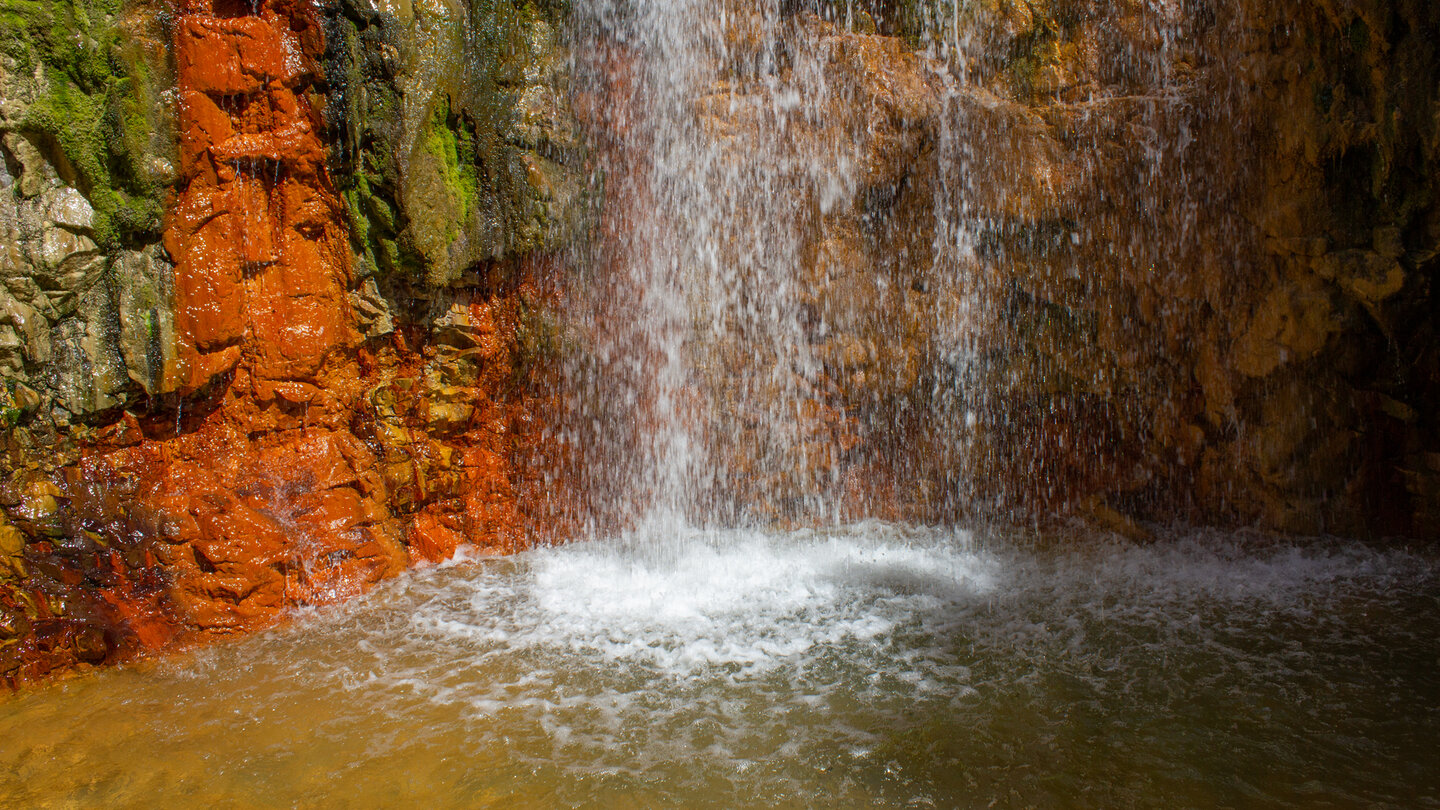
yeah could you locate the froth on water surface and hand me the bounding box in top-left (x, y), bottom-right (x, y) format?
top-left (1, 524), bottom-right (1437, 807)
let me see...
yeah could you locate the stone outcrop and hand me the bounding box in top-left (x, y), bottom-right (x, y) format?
top-left (1, 0), bottom-right (184, 682)
top-left (629, 0), bottom-right (1440, 539)
top-left (911, 0), bottom-right (1440, 538)
top-left (322, 0), bottom-right (582, 289)
top-left (316, 0), bottom-right (586, 550)
top-left (564, 0), bottom-right (1437, 539)
top-left (0, 0), bottom-right (579, 687)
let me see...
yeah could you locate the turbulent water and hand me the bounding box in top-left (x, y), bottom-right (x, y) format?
top-left (2, 524), bottom-right (1436, 807)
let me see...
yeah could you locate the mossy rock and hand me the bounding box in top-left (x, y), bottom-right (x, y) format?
top-left (2, 0), bottom-right (175, 250)
top-left (325, 0), bottom-right (584, 287)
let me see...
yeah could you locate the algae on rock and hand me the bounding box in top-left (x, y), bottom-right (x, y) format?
top-left (0, 0), bottom-right (178, 432)
top-left (325, 0), bottom-right (585, 291)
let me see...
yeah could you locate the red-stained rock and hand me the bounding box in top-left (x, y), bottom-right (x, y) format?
top-left (177, 91), bottom-right (234, 181)
top-left (174, 16), bottom-right (289, 96)
top-left (406, 512), bottom-right (466, 564)
top-left (3, 0), bottom-right (567, 689)
top-left (117, 0), bottom-right (396, 636)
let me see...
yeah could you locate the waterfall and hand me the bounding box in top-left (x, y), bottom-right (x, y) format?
top-left (567, 1), bottom-right (976, 533)
top-left (5, 1), bottom-right (1438, 804)
top-left (557, 0), bottom-right (1246, 534)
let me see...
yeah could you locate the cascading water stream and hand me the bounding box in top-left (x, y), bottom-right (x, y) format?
top-left (564, 0), bottom-right (1216, 533)
top-left (569, 0), bottom-right (968, 533)
top-left (1, 2), bottom-right (1438, 807)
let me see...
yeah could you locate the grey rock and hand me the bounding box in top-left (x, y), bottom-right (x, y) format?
top-left (3, 276), bottom-right (57, 320)
top-left (36, 228), bottom-right (101, 277)
top-left (47, 268), bottom-right (132, 416)
top-left (0, 287), bottom-right (51, 366)
top-left (0, 325), bottom-right (21, 377)
top-left (42, 187), bottom-right (94, 232)
top-left (0, 133), bottom-right (58, 199)
top-left (350, 276), bottom-right (397, 338)
top-left (431, 294), bottom-right (483, 348)
top-left (115, 246), bottom-right (179, 396)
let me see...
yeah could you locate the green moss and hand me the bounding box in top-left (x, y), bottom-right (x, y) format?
top-left (326, 0), bottom-right (582, 285)
top-left (1007, 51), bottom-right (1040, 98)
top-left (421, 97), bottom-right (471, 227)
top-left (514, 297), bottom-right (559, 373)
top-left (324, 7), bottom-right (426, 280)
top-left (4, 0), bottom-right (170, 249)
top-left (0, 378), bottom-right (28, 430)
top-left (453, 121), bottom-right (481, 223)
top-left (814, 0), bottom-right (933, 42)
top-left (518, 0), bottom-right (567, 25)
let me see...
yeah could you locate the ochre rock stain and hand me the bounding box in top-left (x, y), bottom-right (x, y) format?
top-left (104, 0), bottom-right (404, 635)
top-left (1, 0), bottom-right (558, 687)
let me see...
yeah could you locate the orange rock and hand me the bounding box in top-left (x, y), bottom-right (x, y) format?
top-left (171, 195), bottom-right (246, 352)
top-left (143, 0), bottom-right (381, 633)
top-left (183, 345), bottom-right (243, 394)
top-left (407, 512), bottom-right (466, 564)
top-left (192, 503), bottom-right (291, 569)
top-left (8, 0), bottom-right (567, 688)
top-left (175, 16), bottom-right (289, 96)
top-left (232, 175), bottom-right (281, 266)
top-left (177, 91), bottom-right (233, 181)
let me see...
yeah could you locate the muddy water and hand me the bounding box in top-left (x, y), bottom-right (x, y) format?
top-left (1, 524), bottom-right (1437, 808)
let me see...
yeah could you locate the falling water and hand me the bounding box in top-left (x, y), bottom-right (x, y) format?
top-left (561, 0), bottom-right (1226, 531)
top-left (568, 0), bottom-right (858, 530)
top-left (3, 2), bottom-right (1438, 807)
top-left (599, 1), bottom-right (1214, 527)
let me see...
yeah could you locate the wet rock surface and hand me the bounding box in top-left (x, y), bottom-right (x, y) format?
top-left (0, 0), bottom-right (1437, 688)
top-left (0, 0), bottom-right (182, 683)
top-left (0, 0), bottom-right (575, 687)
top-left (925, 0), bottom-right (1440, 538)
top-left (625, 0), bottom-right (1440, 538)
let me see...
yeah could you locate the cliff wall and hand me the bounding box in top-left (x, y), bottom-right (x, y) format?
top-left (0, 0), bottom-right (581, 686)
top-left (0, 0), bottom-right (1435, 686)
top-left (917, 0), bottom-right (1440, 538)
top-left (618, 0), bottom-right (1440, 538)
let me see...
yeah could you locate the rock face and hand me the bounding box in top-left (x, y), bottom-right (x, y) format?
top-left (0, 0), bottom-right (579, 687)
top-left (167, 1), bottom-right (355, 395)
top-left (0, 0), bottom-right (186, 682)
top-left (94, 0), bottom-right (411, 634)
top-left (0, 0), bottom-right (1437, 687)
top-left (910, 0), bottom-right (1440, 539)
top-left (322, 0), bottom-right (581, 288)
top-left (572, 0), bottom-right (1437, 539)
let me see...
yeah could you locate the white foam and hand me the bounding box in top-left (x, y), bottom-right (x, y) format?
top-left (243, 522), bottom-right (1438, 798)
top-left (413, 523), bottom-right (998, 677)
top-left (4, 524), bottom-right (1435, 808)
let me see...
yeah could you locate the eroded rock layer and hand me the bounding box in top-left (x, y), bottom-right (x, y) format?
top-left (561, 0), bottom-right (1440, 539)
top-left (916, 0), bottom-right (1440, 539)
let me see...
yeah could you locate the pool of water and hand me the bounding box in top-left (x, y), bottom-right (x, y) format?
top-left (2, 523), bottom-right (1437, 808)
